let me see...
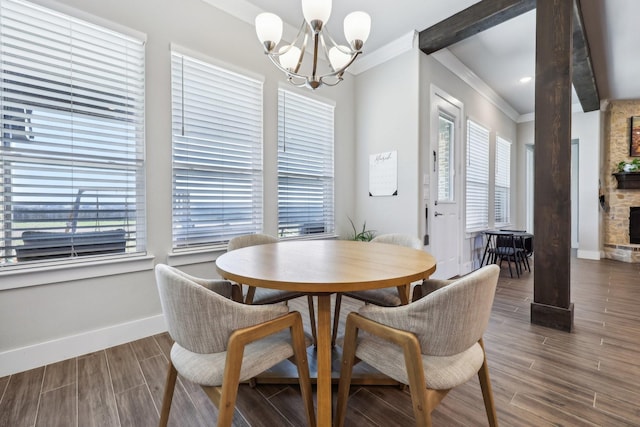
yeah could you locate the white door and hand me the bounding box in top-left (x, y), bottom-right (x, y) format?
top-left (429, 92), bottom-right (461, 279)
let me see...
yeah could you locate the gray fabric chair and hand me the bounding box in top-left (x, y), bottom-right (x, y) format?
top-left (335, 264), bottom-right (500, 427)
top-left (227, 233), bottom-right (317, 346)
top-left (331, 233), bottom-right (422, 346)
top-left (155, 264), bottom-right (315, 427)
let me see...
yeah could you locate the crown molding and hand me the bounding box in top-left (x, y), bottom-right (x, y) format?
top-left (347, 31), bottom-right (417, 75)
top-left (201, 0), bottom-right (299, 41)
top-left (431, 48), bottom-right (519, 122)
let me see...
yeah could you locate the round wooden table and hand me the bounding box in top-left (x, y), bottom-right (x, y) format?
top-left (215, 240), bottom-right (436, 426)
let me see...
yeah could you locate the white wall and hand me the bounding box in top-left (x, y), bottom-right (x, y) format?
top-left (353, 48), bottom-right (421, 236)
top-left (515, 110), bottom-right (603, 260)
top-left (0, 0), bottom-right (356, 376)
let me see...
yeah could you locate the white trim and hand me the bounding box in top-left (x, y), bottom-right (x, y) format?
top-left (577, 249), bottom-right (601, 260)
top-left (431, 48), bottom-right (519, 122)
top-left (167, 247), bottom-right (224, 267)
top-left (26, 0), bottom-right (147, 42)
top-left (0, 314), bottom-right (166, 377)
top-left (348, 31), bottom-right (417, 75)
top-left (0, 255), bottom-right (155, 290)
top-left (200, 0), bottom-right (302, 52)
top-left (200, 0), bottom-right (259, 25)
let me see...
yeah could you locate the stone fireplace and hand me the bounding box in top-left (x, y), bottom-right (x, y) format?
top-left (603, 101), bottom-right (640, 263)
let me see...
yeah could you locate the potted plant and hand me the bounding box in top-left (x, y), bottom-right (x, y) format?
top-left (613, 158), bottom-right (640, 189)
top-left (616, 158), bottom-right (640, 173)
top-left (347, 217), bottom-right (376, 241)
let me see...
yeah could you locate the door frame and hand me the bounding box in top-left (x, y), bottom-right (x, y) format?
top-left (429, 85), bottom-right (463, 279)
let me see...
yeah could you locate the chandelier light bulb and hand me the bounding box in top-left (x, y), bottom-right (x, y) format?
top-left (344, 11), bottom-right (371, 49)
top-left (278, 45), bottom-right (301, 71)
top-left (255, 13), bottom-right (283, 50)
top-left (301, 0), bottom-right (332, 31)
top-left (329, 46), bottom-right (352, 71)
top-left (255, 1), bottom-right (370, 89)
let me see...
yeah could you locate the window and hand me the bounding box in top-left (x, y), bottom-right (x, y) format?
top-left (495, 136), bottom-right (511, 226)
top-left (465, 120), bottom-right (489, 231)
top-left (171, 53), bottom-right (263, 248)
top-left (0, 0), bottom-right (145, 266)
top-left (437, 113), bottom-right (455, 202)
top-left (278, 89), bottom-right (334, 238)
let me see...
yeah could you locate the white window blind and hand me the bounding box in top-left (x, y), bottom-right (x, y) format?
top-left (465, 120), bottom-right (489, 231)
top-left (278, 89), bottom-right (334, 238)
top-left (0, 0), bottom-right (145, 266)
top-left (171, 53), bottom-right (263, 248)
top-left (495, 136), bottom-right (511, 226)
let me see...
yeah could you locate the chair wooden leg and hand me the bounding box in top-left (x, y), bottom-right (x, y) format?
top-left (306, 295), bottom-right (317, 347)
top-left (478, 339), bottom-right (498, 426)
top-left (158, 361), bottom-right (178, 427)
top-left (401, 338), bottom-right (431, 427)
top-left (331, 293), bottom-right (342, 348)
top-left (217, 347), bottom-right (244, 427)
top-left (334, 313), bottom-right (358, 427)
top-left (291, 313), bottom-right (317, 427)
top-left (244, 286), bottom-right (256, 304)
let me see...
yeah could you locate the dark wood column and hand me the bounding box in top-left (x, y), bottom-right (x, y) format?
top-left (531, 0), bottom-right (574, 332)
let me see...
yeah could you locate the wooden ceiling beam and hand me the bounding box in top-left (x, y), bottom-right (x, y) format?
top-left (418, 0), bottom-right (536, 55)
top-left (572, 0), bottom-right (600, 112)
top-left (419, 0), bottom-right (600, 113)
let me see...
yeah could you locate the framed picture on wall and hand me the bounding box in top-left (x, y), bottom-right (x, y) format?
top-left (631, 116), bottom-right (640, 156)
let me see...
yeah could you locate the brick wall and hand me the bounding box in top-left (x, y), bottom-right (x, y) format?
top-left (603, 100), bottom-right (640, 246)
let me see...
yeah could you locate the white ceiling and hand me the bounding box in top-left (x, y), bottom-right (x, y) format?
top-left (209, 0), bottom-right (640, 117)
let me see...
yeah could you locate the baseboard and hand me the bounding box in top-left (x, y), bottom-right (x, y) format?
top-left (0, 314), bottom-right (167, 377)
top-left (577, 249), bottom-right (601, 260)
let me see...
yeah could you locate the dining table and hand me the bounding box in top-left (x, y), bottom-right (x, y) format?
top-left (215, 239), bottom-right (437, 426)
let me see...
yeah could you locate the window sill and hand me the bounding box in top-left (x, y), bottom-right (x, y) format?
top-left (167, 245), bottom-right (227, 266)
top-left (0, 254), bottom-right (155, 291)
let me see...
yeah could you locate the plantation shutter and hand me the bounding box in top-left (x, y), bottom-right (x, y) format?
top-left (171, 53), bottom-right (263, 248)
top-left (277, 89), bottom-right (334, 238)
top-left (0, 0), bottom-right (145, 266)
top-left (465, 120), bottom-right (489, 231)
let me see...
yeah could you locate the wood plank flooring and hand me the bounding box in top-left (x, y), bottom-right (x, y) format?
top-left (1, 257), bottom-right (639, 426)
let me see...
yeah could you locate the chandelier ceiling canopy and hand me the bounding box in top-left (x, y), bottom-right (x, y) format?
top-left (255, 0), bottom-right (371, 90)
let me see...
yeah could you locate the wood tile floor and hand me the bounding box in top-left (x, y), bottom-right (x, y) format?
top-left (1, 257), bottom-right (639, 426)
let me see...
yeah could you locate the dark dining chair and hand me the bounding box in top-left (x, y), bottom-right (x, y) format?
top-left (492, 233), bottom-right (528, 278)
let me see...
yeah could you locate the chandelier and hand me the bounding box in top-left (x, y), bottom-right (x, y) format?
top-left (254, 0), bottom-right (371, 90)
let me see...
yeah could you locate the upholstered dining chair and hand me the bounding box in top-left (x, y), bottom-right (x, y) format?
top-left (155, 264), bottom-right (316, 427)
top-left (335, 264), bottom-right (500, 427)
top-left (227, 233), bottom-right (317, 345)
top-left (331, 233), bottom-right (422, 346)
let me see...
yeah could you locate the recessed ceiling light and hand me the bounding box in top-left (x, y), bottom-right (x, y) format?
top-left (519, 76), bottom-right (532, 84)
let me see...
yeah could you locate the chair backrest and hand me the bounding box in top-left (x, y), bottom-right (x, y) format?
top-left (227, 233), bottom-right (277, 252)
top-left (155, 264), bottom-right (287, 354)
top-left (371, 233), bottom-right (422, 250)
top-left (363, 265), bottom-right (499, 357)
top-left (413, 264), bottom-right (498, 356)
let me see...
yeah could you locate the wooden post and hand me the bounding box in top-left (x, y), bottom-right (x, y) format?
top-left (531, 0), bottom-right (574, 332)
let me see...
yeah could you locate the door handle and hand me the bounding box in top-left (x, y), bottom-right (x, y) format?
top-left (434, 211), bottom-right (444, 217)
